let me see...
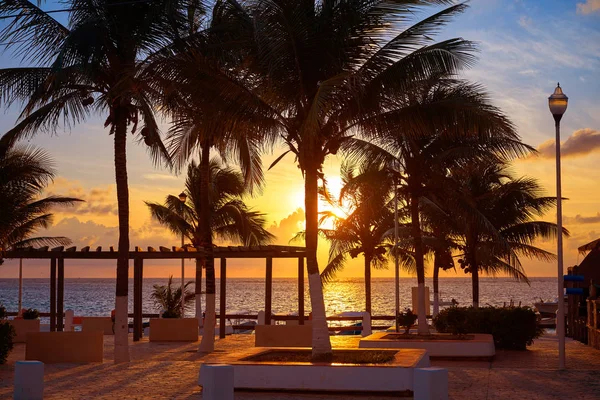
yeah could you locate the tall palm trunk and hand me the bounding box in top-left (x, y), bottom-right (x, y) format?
top-left (409, 191), bottom-right (429, 334)
top-left (113, 109), bottom-right (130, 363)
top-left (433, 252), bottom-right (440, 317)
top-left (305, 164), bottom-right (332, 359)
top-left (195, 258), bottom-right (203, 329)
top-left (364, 253), bottom-right (372, 315)
top-left (198, 144), bottom-right (215, 352)
top-left (466, 231), bottom-right (479, 308)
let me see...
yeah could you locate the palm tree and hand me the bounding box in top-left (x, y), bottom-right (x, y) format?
top-left (0, 141), bottom-right (82, 252)
top-left (145, 156), bottom-right (274, 337)
top-left (151, 276), bottom-right (195, 318)
top-left (316, 162), bottom-right (415, 315)
top-left (0, 0), bottom-right (203, 362)
top-left (449, 161), bottom-right (569, 307)
top-left (176, 0), bottom-right (493, 357)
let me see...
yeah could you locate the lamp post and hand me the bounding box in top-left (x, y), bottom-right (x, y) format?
top-left (178, 191), bottom-right (187, 317)
top-left (549, 83), bottom-right (568, 370)
top-left (394, 179), bottom-right (400, 332)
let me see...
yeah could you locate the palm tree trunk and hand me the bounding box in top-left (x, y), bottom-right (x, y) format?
top-left (433, 253), bottom-right (440, 317)
top-left (364, 254), bottom-right (372, 315)
top-left (466, 233), bottom-right (479, 308)
top-left (195, 258), bottom-right (203, 328)
top-left (305, 165), bottom-right (332, 360)
top-left (410, 192), bottom-right (429, 334)
top-left (198, 144), bottom-right (215, 352)
top-left (113, 110), bottom-right (130, 363)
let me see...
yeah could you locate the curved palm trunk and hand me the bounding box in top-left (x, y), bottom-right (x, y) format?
top-left (410, 192), bottom-right (429, 334)
top-left (466, 233), bottom-right (479, 308)
top-left (433, 253), bottom-right (440, 317)
top-left (305, 165), bottom-right (332, 359)
top-left (198, 144), bottom-right (215, 352)
top-left (113, 111), bottom-right (130, 363)
top-left (195, 258), bottom-right (203, 329)
top-left (364, 254), bottom-right (372, 315)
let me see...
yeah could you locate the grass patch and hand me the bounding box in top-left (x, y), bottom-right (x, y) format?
top-left (381, 333), bottom-right (475, 341)
top-left (243, 349), bottom-right (397, 364)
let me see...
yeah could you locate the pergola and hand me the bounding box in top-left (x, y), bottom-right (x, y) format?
top-left (4, 244), bottom-right (307, 340)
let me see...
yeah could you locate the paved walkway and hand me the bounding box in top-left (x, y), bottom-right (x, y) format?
top-left (1, 334), bottom-right (599, 399)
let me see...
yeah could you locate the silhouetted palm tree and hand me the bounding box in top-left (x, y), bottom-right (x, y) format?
top-left (151, 276), bottom-right (195, 318)
top-left (449, 161), bottom-right (569, 307)
top-left (0, 0), bottom-right (203, 362)
top-left (146, 157), bottom-right (274, 328)
top-left (0, 142), bottom-right (81, 253)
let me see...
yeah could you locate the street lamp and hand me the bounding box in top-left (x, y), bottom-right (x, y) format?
top-left (178, 191), bottom-right (187, 317)
top-left (549, 83), bottom-right (568, 370)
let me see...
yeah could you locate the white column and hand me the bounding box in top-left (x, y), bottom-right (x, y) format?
top-left (199, 364), bottom-right (234, 400)
top-left (14, 360), bottom-right (44, 400)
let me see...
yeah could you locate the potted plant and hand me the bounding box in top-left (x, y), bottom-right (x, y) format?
top-left (149, 276), bottom-right (199, 341)
top-left (396, 309), bottom-right (418, 335)
top-left (0, 304), bottom-right (15, 364)
top-left (9, 307), bottom-right (40, 343)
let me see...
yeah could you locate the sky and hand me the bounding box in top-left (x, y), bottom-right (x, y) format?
top-left (1, 0), bottom-right (599, 279)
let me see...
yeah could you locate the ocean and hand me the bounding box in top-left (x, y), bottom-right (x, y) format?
top-left (0, 277), bottom-right (557, 318)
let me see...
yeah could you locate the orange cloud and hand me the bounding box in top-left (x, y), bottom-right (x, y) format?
top-left (577, 0), bottom-right (600, 15)
top-left (532, 128), bottom-right (600, 159)
top-left (267, 208), bottom-right (305, 245)
top-left (564, 213), bottom-right (600, 225)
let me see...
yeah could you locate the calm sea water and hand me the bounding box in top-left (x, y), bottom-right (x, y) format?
top-left (0, 277), bottom-right (557, 318)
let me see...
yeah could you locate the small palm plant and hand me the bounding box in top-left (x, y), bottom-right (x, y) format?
top-left (151, 276), bottom-right (195, 319)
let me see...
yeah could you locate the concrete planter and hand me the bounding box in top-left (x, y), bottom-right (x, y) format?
top-left (254, 324), bottom-right (312, 347)
top-left (149, 318), bottom-right (199, 342)
top-left (9, 319), bottom-right (40, 343)
top-left (199, 347), bottom-right (430, 394)
top-left (359, 332), bottom-right (495, 359)
top-left (82, 317), bottom-right (114, 335)
top-left (26, 331), bottom-right (103, 363)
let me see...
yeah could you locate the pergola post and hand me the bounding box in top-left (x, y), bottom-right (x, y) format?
top-left (57, 258), bottom-right (65, 331)
top-left (219, 258), bottom-right (227, 339)
top-left (265, 257), bottom-right (273, 325)
top-left (50, 258), bottom-right (56, 332)
top-left (133, 257), bottom-right (143, 341)
top-left (298, 257), bottom-right (304, 325)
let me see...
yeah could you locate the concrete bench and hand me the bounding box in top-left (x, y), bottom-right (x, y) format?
top-left (82, 317), bottom-right (114, 335)
top-left (149, 318), bottom-right (199, 342)
top-left (254, 324), bottom-right (312, 347)
top-left (14, 360), bottom-right (44, 400)
top-left (26, 331), bottom-right (103, 363)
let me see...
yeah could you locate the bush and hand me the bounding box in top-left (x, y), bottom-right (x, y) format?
top-left (161, 310), bottom-right (179, 319)
top-left (22, 308), bottom-right (40, 320)
top-left (433, 306), bottom-right (544, 350)
top-left (0, 304), bottom-right (6, 320)
top-left (0, 322), bottom-right (15, 364)
top-left (396, 309), bottom-right (418, 334)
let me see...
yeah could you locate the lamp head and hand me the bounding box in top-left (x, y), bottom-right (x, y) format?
top-left (549, 83), bottom-right (568, 120)
top-left (178, 192), bottom-right (187, 202)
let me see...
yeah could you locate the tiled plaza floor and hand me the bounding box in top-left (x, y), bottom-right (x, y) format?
top-left (1, 334), bottom-right (599, 399)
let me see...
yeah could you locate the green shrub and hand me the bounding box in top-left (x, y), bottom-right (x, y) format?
top-left (0, 322), bottom-right (15, 364)
top-left (396, 309), bottom-right (418, 334)
top-left (433, 306), bottom-right (543, 350)
top-left (22, 308), bottom-right (40, 320)
top-left (0, 304), bottom-right (6, 320)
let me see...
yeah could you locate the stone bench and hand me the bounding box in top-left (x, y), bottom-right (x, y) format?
top-left (82, 317), bottom-right (114, 335)
top-left (26, 331), bottom-right (103, 363)
top-left (254, 324), bottom-right (312, 347)
top-left (9, 319), bottom-right (40, 343)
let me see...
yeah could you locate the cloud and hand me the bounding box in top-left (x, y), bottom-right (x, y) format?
top-left (518, 15), bottom-right (532, 28)
top-left (46, 178), bottom-right (118, 216)
top-left (532, 128), bottom-right (600, 159)
top-left (267, 208), bottom-right (305, 245)
top-left (142, 173), bottom-right (178, 181)
top-left (564, 213), bottom-right (600, 225)
top-left (577, 0), bottom-right (600, 15)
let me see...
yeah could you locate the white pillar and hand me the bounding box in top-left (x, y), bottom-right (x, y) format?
top-left (257, 310), bottom-right (265, 325)
top-left (361, 312), bottom-right (372, 337)
top-left (199, 364), bottom-right (234, 400)
top-left (414, 367), bottom-right (448, 400)
top-left (14, 360), bottom-right (44, 400)
top-left (64, 310), bottom-right (74, 332)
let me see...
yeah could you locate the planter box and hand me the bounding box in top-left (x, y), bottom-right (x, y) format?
top-left (9, 319), bottom-right (40, 343)
top-left (26, 331), bottom-right (103, 363)
top-left (149, 318), bottom-right (199, 342)
top-left (359, 332), bottom-right (495, 359)
top-left (199, 347), bottom-right (430, 394)
top-left (82, 317), bottom-right (114, 335)
top-left (255, 324), bottom-right (312, 347)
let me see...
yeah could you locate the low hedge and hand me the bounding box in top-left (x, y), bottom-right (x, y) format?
top-left (0, 304), bottom-right (15, 364)
top-left (433, 306), bottom-right (544, 350)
